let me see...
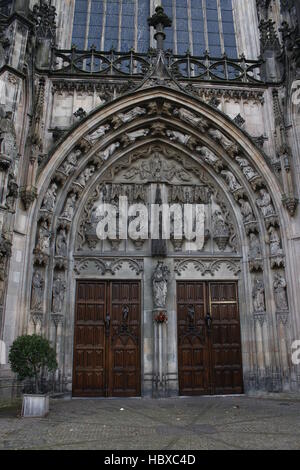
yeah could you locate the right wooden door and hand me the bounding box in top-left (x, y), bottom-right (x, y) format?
top-left (177, 281), bottom-right (243, 396)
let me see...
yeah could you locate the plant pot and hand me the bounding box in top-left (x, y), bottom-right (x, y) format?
top-left (22, 394), bottom-right (49, 418)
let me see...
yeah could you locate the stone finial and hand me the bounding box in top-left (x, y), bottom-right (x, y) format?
top-left (148, 6), bottom-right (172, 50)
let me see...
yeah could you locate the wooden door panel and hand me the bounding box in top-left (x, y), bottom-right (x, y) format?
top-left (177, 281), bottom-right (243, 396)
top-left (209, 282), bottom-right (243, 395)
top-left (177, 282), bottom-right (210, 396)
top-left (110, 281), bottom-right (141, 397)
top-left (73, 280), bottom-right (141, 397)
top-left (73, 281), bottom-right (107, 397)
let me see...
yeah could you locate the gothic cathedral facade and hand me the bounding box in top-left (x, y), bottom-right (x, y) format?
top-left (0, 0), bottom-right (300, 398)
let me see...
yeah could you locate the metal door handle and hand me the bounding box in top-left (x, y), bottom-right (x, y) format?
top-left (205, 312), bottom-right (213, 331)
top-left (105, 312), bottom-right (110, 331)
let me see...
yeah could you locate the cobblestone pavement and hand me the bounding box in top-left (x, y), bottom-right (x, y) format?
top-left (0, 395), bottom-right (300, 450)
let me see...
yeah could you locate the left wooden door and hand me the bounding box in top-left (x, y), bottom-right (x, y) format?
top-left (73, 280), bottom-right (141, 397)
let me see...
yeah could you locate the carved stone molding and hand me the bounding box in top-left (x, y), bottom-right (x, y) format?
top-left (276, 311), bottom-right (289, 326)
top-left (51, 314), bottom-right (64, 328)
top-left (20, 186), bottom-right (38, 210)
top-left (74, 257), bottom-right (144, 276)
top-left (254, 312), bottom-right (267, 326)
top-left (174, 258), bottom-right (241, 277)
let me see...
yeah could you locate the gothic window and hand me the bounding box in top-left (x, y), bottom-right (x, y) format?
top-left (72, 0), bottom-right (150, 52)
top-left (71, 0), bottom-right (237, 57)
top-left (163, 0), bottom-right (237, 57)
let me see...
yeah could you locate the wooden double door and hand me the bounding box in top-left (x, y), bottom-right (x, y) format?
top-left (177, 281), bottom-right (243, 396)
top-left (73, 280), bottom-right (141, 397)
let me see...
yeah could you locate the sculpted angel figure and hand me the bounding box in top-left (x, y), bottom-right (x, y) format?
top-left (166, 130), bottom-right (191, 145)
top-left (60, 149), bottom-right (81, 175)
top-left (152, 261), bottom-right (170, 309)
top-left (56, 228), bottom-right (68, 257)
top-left (99, 142), bottom-right (120, 161)
top-left (41, 182), bottom-right (58, 212)
top-left (173, 108), bottom-right (208, 130)
top-left (273, 274), bottom-right (288, 311)
top-left (77, 165), bottom-right (96, 187)
top-left (197, 146), bottom-right (220, 166)
top-left (52, 276), bottom-right (66, 313)
top-left (253, 279), bottom-right (265, 313)
top-left (31, 271), bottom-right (44, 311)
top-left (37, 220), bottom-right (51, 253)
top-left (268, 227), bottom-right (282, 256)
top-left (116, 107), bottom-right (146, 124)
top-left (61, 193), bottom-right (77, 219)
top-left (249, 233), bottom-right (261, 259)
top-left (256, 189), bottom-right (275, 217)
top-left (221, 170), bottom-right (242, 191)
top-left (239, 198), bottom-right (254, 222)
top-left (208, 128), bottom-right (234, 150)
top-left (125, 129), bottom-right (149, 143)
top-left (86, 124), bottom-right (110, 143)
top-left (236, 157), bottom-right (258, 180)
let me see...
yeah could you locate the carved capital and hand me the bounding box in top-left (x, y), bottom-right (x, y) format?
top-left (20, 186), bottom-right (38, 210)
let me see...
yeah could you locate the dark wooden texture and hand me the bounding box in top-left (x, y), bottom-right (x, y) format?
top-left (73, 281), bottom-right (141, 397)
top-left (177, 281), bottom-right (243, 396)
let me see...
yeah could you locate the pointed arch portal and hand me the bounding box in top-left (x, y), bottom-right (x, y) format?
top-left (25, 85), bottom-right (295, 396)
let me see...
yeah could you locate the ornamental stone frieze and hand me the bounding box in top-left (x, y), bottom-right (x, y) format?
top-left (74, 257), bottom-right (144, 276)
top-left (174, 258), bottom-right (241, 277)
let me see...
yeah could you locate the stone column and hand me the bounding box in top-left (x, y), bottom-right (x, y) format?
top-left (151, 260), bottom-right (170, 397)
top-left (152, 309), bottom-right (168, 397)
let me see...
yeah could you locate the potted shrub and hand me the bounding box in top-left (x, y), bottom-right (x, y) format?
top-left (9, 334), bottom-right (57, 417)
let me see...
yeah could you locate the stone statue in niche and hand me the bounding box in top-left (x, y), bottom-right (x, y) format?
top-left (37, 220), bottom-right (51, 253)
top-left (253, 279), bottom-right (266, 313)
top-left (113, 107), bottom-right (146, 126)
top-left (212, 209), bottom-right (230, 250)
top-left (236, 157), bottom-right (258, 180)
top-left (256, 189), bottom-right (275, 217)
top-left (41, 182), bottom-right (58, 212)
top-left (5, 173), bottom-right (18, 210)
top-left (173, 108), bottom-right (208, 130)
top-left (268, 227), bottom-right (282, 256)
top-left (99, 142), bottom-right (120, 161)
top-left (125, 129), bottom-right (149, 143)
top-left (152, 261), bottom-right (170, 309)
top-left (208, 128), bottom-right (235, 151)
top-left (239, 199), bottom-right (255, 222)
top-left (31, 271), bottom-right (44, 311)
top-left (274, 274), bottom-right (288, 311)
top-left (61, 193), bottom-right (77, 219)
top-left (77, 165), bottom-right (95, 187)
top-left (86, 124), bottom-right (110, 144)
top-left (56, 228), bottom-right (68, 257)
top-left (60, 149), bottom-right (81, 175)
top-left (166, 130), bottom-right (191, 145)
top-left (52, 276), bottom-right (66, 313)
top-left (0, 111), bottom-right (17, 160)
top-left (221, 170), bottom-right (242, 191)
top-left (249, 233), bottom-right (262, 259)
top-left (197, 146), bottom-right (220, 166)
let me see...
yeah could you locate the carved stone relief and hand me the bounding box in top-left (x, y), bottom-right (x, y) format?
top-left (152, 261), bottom-right (170, 309)
top-left (273, 274), bottom-right (289, 312)
top-left (52, 276), bottom-right (66, 313)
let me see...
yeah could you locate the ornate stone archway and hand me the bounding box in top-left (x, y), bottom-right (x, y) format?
top-left (23, 86), bottom-right (296, 395)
